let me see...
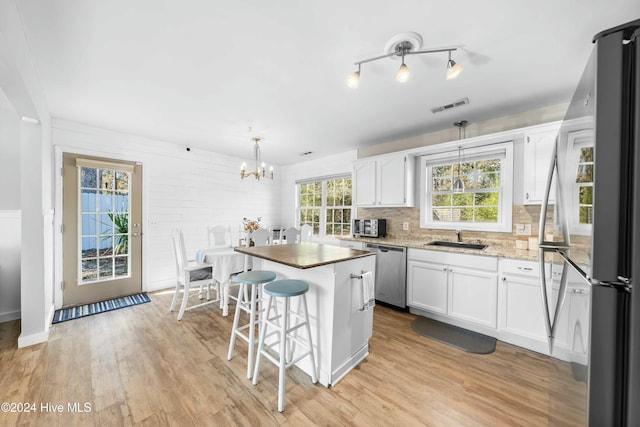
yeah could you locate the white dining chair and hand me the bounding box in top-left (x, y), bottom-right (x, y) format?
top-left (281, 227), bottom-right (301, 244)
top-left (170, 228), bottom-right (221, 320)
top-left (270, 227), bottom-right (283, 245)
top-left (208, 225), bottom-right (232, 247)
top-left (300, 224), bottom-right (313, 242)
top-left (248, 228), bottom-right (270, 247)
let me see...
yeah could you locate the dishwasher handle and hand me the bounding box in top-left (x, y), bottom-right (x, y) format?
top-left (366, 244), bottom-right (406, 253)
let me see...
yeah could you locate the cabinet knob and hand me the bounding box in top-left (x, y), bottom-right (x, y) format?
top-left (443, 267), bottom-right (447, 272)
top-left (502, 277), bottom-right (507, 281)
top-left (526, 192), bottom-right (529, 199)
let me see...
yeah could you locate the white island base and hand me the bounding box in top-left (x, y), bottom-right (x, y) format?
top-left (250, 254), bottom-right (375, 387)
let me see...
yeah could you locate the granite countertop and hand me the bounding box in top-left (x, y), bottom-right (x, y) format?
top-left (235, 242), bottom-right (374, 269)
top-left (339, 236), bottom-right (591, 265)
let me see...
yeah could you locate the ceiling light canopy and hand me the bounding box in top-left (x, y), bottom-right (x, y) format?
top-left (240, 136), bottom-right (274, 181)
top-left (347, 32), bottom-right (463, 88)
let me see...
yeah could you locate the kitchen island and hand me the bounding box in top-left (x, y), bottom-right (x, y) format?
top-left (234, 242), bottom-right (376, 387)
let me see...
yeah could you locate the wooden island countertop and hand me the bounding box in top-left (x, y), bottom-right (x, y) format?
top-left (234, 241), bottom-right (376, 387)
top-left (234, 242), bottom-right (373, 269)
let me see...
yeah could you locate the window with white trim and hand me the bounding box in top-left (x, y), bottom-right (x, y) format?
top-left (297, 175), bottom-right (352, 238)
top-left (568, 130), bottom-right (593, 235)
top-left (420, 142), bottom-right (513, 232)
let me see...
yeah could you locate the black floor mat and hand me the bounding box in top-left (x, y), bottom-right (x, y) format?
top-left (411, 316), bottom-right (496, 354)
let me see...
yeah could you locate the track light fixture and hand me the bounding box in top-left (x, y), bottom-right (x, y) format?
top-left (347, 32), bottom-right (462, 88)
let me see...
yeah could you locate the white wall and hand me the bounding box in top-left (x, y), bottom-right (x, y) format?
top-left (52, 120), bottom-right (282, 302)
top-left (0, 101), bottom-right (22, 322)
top-left (0, 211), bottom-right (20, 322)
top-left (0, 105), bottom-right (20, 209)
top-left (279, 150), bottom-right (357, 243)
top-left (1, 0), bottom-right (54, 347)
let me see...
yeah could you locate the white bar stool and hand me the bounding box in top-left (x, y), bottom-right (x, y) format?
top-left (227, 270), bottom-right (276, 379)
top-left (252, 279), bottom-right (318, 412)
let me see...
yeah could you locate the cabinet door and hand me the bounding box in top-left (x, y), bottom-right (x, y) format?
top-left (448, 267), bottom-right (498, 328)
top-left (498, 275), bottom-right (547, 340)
top-left (377, 155), bottom-right (406, 206)
top-left (407, 260), bottom-right (448, 314)
top-left (353, 161), bottom-right (377, 206)
top-left (523, 129), bottom-right (557, 204)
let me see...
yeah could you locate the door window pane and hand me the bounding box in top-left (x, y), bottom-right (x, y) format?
top-left (78, 166), bottom-right (131, 284)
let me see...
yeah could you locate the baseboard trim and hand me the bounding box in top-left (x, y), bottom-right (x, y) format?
top-left (0, 310), bottom-right (21, 323)
top-left (18, 328), bottom-right (50, 348)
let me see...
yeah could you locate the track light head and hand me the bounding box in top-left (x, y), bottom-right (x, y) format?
top-left (347, 69), bottom-right (360, 89)
top-left (395, 63), bottom-right (411, 83)
top-left (446, 51), bottom-right (463, 80)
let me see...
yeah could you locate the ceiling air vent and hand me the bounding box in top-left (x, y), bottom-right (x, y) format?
top-left (431, 97), bottom-right (470, 114)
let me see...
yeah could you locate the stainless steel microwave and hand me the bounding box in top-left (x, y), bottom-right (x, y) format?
top-left (352, 219), bottom-right (386, 238)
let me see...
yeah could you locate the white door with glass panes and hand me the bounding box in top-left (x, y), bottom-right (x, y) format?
top-left (62, 153), bottom-right (142, 306)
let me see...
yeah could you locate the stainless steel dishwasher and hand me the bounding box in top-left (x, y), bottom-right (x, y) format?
top-left (365, 243), bottom-right (407, 309)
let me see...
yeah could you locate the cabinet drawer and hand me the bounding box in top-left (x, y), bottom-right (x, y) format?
top-left (408, 248), bottom-right (497, 272)
top-left (501, 258), bottom-right (550, 279)
top-left (339, 240), bottom-right (366, 251)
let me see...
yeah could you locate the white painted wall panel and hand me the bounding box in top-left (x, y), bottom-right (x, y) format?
top-left (52, 120), bottom-right (282, 302)
top-left (0, 106), bottom-right (20, 209)
top-left (0, 211), bottom-right (21, 322)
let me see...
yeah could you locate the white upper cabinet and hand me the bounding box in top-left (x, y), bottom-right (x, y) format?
top-left (523, 123), bottom-right (560, 204)
top-left (353, 154), bottom-right (414, 207)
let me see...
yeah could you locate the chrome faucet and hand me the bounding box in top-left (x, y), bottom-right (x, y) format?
top-left (456, 229), bottom-right (462, 242)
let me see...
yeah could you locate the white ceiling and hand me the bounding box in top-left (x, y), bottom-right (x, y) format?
top-left (15, 1), bottom-right (640, 165)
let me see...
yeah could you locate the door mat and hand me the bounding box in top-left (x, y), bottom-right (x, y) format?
top-left (411, 316), bottom-right (496, 354)
top-left (52, 293), bottom-right (150, 324)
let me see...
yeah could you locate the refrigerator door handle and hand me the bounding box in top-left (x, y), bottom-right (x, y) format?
top-left (539, 248), bottom-right (572, 353)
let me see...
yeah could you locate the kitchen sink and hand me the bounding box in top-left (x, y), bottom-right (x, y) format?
top-left (425, 241), bottom-right (488, 250)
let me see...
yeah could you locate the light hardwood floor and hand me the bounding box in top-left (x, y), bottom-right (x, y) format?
top-left (0, 290), bottom-right (586, 426)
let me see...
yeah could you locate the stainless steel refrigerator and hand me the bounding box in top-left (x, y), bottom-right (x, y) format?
top-left (537, 19), bottom-right (640, 425)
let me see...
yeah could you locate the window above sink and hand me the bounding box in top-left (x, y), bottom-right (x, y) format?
top-left (419, 141), bottom-right (514, 233)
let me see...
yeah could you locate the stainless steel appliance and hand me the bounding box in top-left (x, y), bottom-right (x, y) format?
top-left (365, 243), bottom-right (406, 308)
top-left (538, 19), bottom-right (640, 425)
top-left (352, 219), bottom-right (386, 238)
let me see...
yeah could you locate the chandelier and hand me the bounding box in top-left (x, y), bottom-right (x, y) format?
top-left (240, 137), bottom-right (274, 180)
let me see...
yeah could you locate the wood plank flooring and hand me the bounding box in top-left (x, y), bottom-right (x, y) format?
top-left (0, 290), bottom-right (586, 426)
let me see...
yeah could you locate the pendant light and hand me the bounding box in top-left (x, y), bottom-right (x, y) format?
top-left (453, 120), bottom-right (468, 193)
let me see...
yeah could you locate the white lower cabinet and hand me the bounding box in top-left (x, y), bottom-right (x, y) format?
top-left (498, 259), bottom-right (549, 349)
top-left (407, 249), bottom-right (498, 330)
top-left (448, 267), bottom-right (498, 328)
top-left (407, 260), bottom-right (448, 314)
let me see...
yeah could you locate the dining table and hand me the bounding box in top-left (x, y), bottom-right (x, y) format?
top-left (195, 245), bottom-right (252, 316)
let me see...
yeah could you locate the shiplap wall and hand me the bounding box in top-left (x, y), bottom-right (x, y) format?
top-left (52, 120), bottom-right (282, 298)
